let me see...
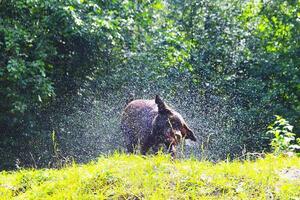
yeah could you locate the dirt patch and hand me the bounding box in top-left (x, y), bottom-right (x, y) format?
top-left (278, 168), bottom-right (300, 181)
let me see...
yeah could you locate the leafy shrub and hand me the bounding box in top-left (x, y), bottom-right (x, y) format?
top-left (267, 115), bottom-right (300, 155)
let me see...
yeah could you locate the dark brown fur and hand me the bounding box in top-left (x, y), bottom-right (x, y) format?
top-left (121, 95), bottom-right (196, 156)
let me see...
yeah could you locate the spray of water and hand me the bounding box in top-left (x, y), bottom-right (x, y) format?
top-left (45, 78), bottom-right (263, 166)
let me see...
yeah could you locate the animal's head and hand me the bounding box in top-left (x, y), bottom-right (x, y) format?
top-left (152, 95), bottom-right (196, 153)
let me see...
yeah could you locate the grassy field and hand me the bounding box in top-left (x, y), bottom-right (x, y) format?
top-left (0, 154), bottom-right (300, 200)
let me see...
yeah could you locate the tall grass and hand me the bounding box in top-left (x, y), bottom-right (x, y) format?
top-left (0, 153), bottom-right (299, 199)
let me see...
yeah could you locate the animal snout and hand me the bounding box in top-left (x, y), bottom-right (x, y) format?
top-left (165, 129), bottom-right (182, 145)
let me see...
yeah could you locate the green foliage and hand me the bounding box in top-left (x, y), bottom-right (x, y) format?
top-left (0, 154), bottom-right (300, 199)
top-left (241, 0), bottom-right (300, 127)
top-left (267, 115), bottom-right (300, 155)
top-left (0, 0), bottom-right (299, 169)
top-left (1, 0), bottom-right (187, 169)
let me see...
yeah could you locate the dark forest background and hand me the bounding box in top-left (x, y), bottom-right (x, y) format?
top-left (0, 0), bottom-right (299, 170)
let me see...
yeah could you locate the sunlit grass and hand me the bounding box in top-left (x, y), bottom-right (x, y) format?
top-left (0, 153), bottom-right (299, 199)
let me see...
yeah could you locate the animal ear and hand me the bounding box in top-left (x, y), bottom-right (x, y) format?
top-left (155, 95), bottom-right (170, 114)
top-left (184, 124), bottom-right (196, 141)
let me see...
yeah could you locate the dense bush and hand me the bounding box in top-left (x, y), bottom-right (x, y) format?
top-left (0, 0), bottom-right (299, 169)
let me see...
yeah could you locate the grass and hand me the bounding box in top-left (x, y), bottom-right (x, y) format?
top-left (0, 153), bottom-right (300, 199)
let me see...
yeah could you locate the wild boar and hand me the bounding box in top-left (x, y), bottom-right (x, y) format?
top-left (121, 95), bottom-right (196, 157)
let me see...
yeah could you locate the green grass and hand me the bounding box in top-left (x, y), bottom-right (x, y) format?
top-left (1, 154), bottom-right (300, 199)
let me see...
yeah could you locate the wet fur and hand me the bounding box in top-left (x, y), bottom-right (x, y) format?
top-left (121, 95), bottom-right (196, 156)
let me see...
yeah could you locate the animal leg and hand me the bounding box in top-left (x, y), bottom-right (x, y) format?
top-left (141, 134), bottom-right (156, 155)
top-left (121, 123), bottom-right (137, 153)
